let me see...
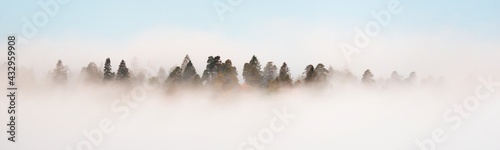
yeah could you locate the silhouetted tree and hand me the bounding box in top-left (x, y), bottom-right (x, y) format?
top-left (85, 62), bottom-right (101, 83)
top-left (262, 61), bottom-right (278, 87)
top-left (277, 62), bottom-right (293, 88)
top-left (390, 71), bottom-right (403, 82)
top-left (52, 59), bottom-right (68, 84)
top-left (362, 69), bottom-right (375, 85)
top-left (221, 59), bottom-right (239, 88)
top-left (182, 60), bottom-right (202, 87)
top-left (304, 64), bottom-right (315, 84)
top-left (181, 54), bottom-right (191, 73)
top-left (202, 56), bottom-right (222, 85)
top-left (116, 59), bottom-right (131, 82)
top-left (165, 66), bottom-right (182, 87)
top-left (243, 55), bottom-right (262, 87)
top-left (182, 60), bottom-right (197, 82)
top-left (313, 63), bottom-right (329, 83)
top-left (405, 72), bottom-right (417, 84)
top-left (103, 58), bottom-right (115, 81)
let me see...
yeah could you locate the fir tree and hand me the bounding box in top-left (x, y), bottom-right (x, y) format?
top-left (221, 59), bottom-right (239, 88)
top-left (304, 64), bottom-right (315, 84)
top-left (103, 58), bottom-right (115, 81)
top-left (243, 55), bottom-right (262, 87)
top-left (313, 63), bottom-right (329, 83)
top-left (202, 56), bottom-right (222, 84)
top-left (277, 62), bottom-right (293, 88)
top-left (116, 59), bottom-right (131, 82)
top-left (52, 59), bottom-right (68, 84)
top-left (165, 66), bottom-right (182, 87)
top-left (85, 62), bottom-right (101, 83)
top-left (405, 72), bottom-right (417, 84)
top-left (181, 54), bottom-right (191, 73)
top-left (390, 71), bottom-right (403, 82)
top-left (182, 60), bottom-right (201, 87)
top-left (362, 69), bottom-right (375, 85)
top-left (262, 61), bottom-right (278, 87)
top-left (182, 60), bottom-right (196, 81)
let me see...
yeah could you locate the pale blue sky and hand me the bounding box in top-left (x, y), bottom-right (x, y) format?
top-left (1, 0), bottom-right (499, 41)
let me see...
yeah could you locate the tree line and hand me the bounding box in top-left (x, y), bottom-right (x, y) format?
top-left (50, 55), bottom-right (444, 92)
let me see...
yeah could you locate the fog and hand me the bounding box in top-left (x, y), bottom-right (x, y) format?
top-left (1, 24), bottom-right (500, 150)
top-left (1, 63), bottom-right (500, 150)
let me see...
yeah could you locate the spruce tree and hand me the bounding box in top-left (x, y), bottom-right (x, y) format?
top-left (390, 71), bottom-right (402, 82)
top-left (277, 62), bottom-right (293, 87)
top-left (85, 62), bottom-right (101, 83)
top-left (103, 58), bottom-right (115, 81)
top-left (182, 60), bottom-right (199, 84)
top-left (202, 56), bottom-right (221, 84)
top-left (116, 59), bottom-right (131, 82)
top-left (313, 63), bottom-right (329, 84)
top-left (362, 69), bottom-right (375, 85)
top-left (262, 61), bottom-right (278, 87)
top-left (304, 64), bottom-right (315, 84)
top-left (221, 59), bottom-right (239, 88)
top-left (181, 54), bottom-right (191, 73)
top-left (405, 72), bottom-right (417, 84)
top-left (52, 59), bottom-right (68, 84)
top-left (243, 55), bottom-right (262, 87)
top-left (165, 66), bottom-right (182, 87)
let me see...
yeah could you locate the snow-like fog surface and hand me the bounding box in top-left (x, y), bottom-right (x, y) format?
top-left (1, 81), bottom-right (500, 150)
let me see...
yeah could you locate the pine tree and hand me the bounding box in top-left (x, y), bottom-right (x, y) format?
top-left (362, 69), bottom-right (375, 85)
top-left (182, 60), bottom-right (200, 85)
top-left (213, 70), bottom-right (227, 90)
top-left (221, 59), bottom-right (239, 88)
top-left (103, 58), bottom-right (115, 81)
top-left (52, 59), bottom-right (68, 84)
top-left (304, 64), bottom-right (315, 84)
top-left (85, 62), bottom-right (101, 83)
top-left (390, 71), bottom-right (402, 82)
top-left (181, 54), bottom-right (191, 73)
top-left (116, 59), bottom-right (131, 82)
top-left (191, 74), bottom-right (202, 87)
top-left (243, 55), bottom-right (262, 87)
top-left (182, 61), bottom-right (195, 81)
top-left (165, 66), bottom-right (182, 87)
top-left (277, 62), bottom-right (293, 88)
top-left (202, 56), bottom-right (222, 84)
top-left (405, 72), bottom-right (417, 84)
top-left (313, 63), bottom-right (329, 83)
top-left (262, 61), bottom-right (278, 87)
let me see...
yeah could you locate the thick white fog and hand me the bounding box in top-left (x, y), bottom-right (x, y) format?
top-left (1, 65), bottom-right (500, 150)
top-left (1, 24), bottom-right (500, 150)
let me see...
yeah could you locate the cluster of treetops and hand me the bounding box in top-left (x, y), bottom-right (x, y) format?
top-left (51, 55), bottom-right (443, 92)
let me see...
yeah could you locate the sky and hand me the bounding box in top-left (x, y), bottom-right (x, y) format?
top-left (1, 0), bottom-right (500, 81)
